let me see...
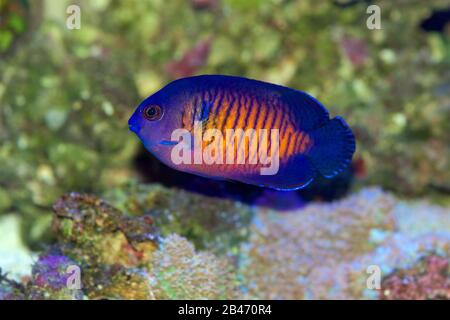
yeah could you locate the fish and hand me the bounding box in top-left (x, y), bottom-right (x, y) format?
top-left (128, 75), bottom-right (355, 190)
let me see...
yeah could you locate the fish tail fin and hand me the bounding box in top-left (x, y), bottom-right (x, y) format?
top-left (306, 116), bottom-right (355, 178)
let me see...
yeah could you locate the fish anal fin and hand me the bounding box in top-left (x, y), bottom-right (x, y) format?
top-left (282, 90), bottom-right (330, 131)
top-left (233, 154), bottom-right (316, 191)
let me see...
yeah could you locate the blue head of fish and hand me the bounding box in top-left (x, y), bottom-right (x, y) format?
top-left (128, 81), bottom-right (187, 158)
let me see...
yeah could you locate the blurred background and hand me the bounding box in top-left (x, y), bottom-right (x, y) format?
top-left (0, 0), bottom-right (449, 300)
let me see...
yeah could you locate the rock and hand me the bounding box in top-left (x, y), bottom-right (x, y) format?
top-left (238, 188), bottom-right (450, 299)
top-left (104, 183), bottom-right (254, 254)
top-left (26, 254), bottom-right (84, 300)
top-left (381, 255), bottom-right (450, 300)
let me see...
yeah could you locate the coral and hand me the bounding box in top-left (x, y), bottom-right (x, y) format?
top-left (0, 215), bottom-right (35, 280)
top-left (380, 254), bottom-right (450, 300)
top-left (26, 254), bottom-right (84, 300)
top-left (1, 186), bottom-right (449, 300)
top-left (82, 233), bottom-right (240, 300)
top-left (49, 192), bottom-right (160, 299)
top-left (48, 192), bottom-right (238, 300)
top-left (239, 188), bottom-right (450, 299)
top-left (0, 270), bottom-right (26, 300)
top-left (104, 183), bottom-right (253, 254)
top-left (1, 0), bottom-right (449, 254)
top-left (85, 265), bottom-right (155, 300)
top-left (52, 192), bottom-right (159, 268)
top-left (150, 234), bottom-right (239, 300)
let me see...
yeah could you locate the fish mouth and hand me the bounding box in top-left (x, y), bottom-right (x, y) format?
top-left (128, 112), bottom-right (140, 133)
top-left (128, 122), bottom-right (139, 133)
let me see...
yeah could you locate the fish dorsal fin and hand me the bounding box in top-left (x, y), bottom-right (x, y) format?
top-left (281, 89), bottom-right (330, 131)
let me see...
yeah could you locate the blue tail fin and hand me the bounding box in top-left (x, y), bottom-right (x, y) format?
top-left (307, 116), bottom-right (355, 178)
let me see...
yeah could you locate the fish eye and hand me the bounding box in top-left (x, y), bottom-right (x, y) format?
top-left (143, 105), bottom-right (163, 121)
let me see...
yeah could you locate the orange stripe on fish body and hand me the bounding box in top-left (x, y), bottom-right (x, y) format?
top-left (195, 90), bottom-right (316, 170)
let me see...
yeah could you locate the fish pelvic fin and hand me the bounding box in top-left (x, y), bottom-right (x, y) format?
top-left (306, 116), bottom-right (355, 178)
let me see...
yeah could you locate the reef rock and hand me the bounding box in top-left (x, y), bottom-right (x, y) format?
top-left (239, 187), bottom-right (450, 299)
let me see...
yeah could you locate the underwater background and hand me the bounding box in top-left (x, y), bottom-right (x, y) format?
top-left (0, 0), bottom-right (449, 299)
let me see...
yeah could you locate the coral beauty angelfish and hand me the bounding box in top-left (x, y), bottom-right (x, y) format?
top-left (128, 75), bottom-right (355, 190)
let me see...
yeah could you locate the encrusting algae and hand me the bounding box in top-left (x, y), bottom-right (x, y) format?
top-left (0, 190), bottom-right (241, 300)
top-left (0, 185), bottom-right (449, 300)
top-left (239, 188), bottom-right (450, 299)
top-left (103, 183), bottom-right (254, 254)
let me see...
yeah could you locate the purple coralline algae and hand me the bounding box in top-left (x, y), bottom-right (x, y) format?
top-left (27, 254), bottom-right (84, 300)
top-left (381, 255), bottom-right (450, 300)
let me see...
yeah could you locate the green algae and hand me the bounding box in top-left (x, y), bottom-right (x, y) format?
top-left (104, 183), bottom-right (254, 254)
top-left (21, 192), bottom-right (239, 299)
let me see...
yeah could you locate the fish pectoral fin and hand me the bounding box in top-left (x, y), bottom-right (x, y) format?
top-left (159, 140), bottom-right (179, 146)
